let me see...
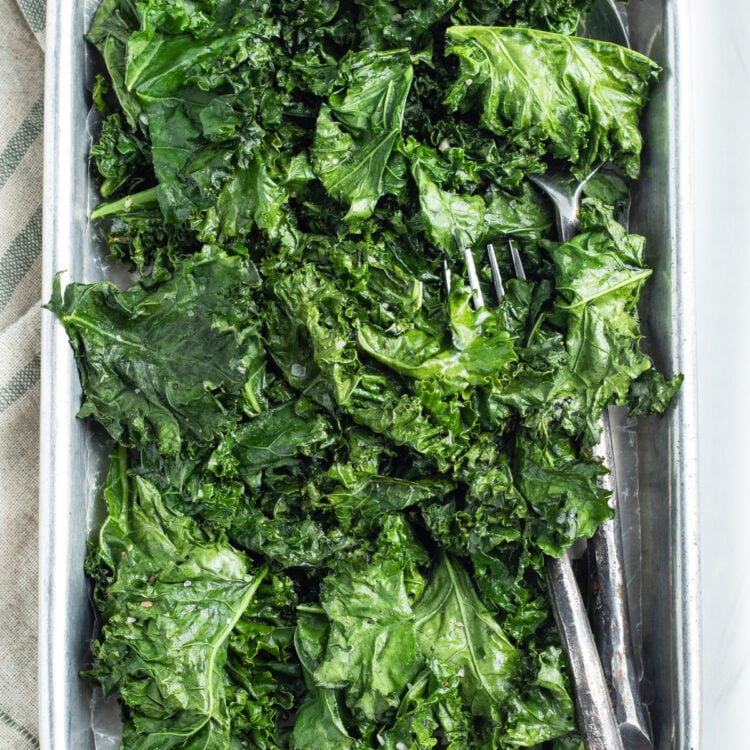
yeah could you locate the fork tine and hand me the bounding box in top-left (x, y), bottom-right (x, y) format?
top-left (442, 259), bottom-right (452, 296)
top-left (509, 239), bottom-right (527, 281)
top-left (463, 247), bottom-right (484, 309)
top-left (486, 243), bottom-right (505, 304)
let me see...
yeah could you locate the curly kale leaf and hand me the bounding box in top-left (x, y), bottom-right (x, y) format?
top-left (312, 50), bottom-right (414, 221)
top-left (514, 429), bottom-right (612, 555)
top-left (91, 113), bottom-right (153, 198)
top-left (292, 520), bottom-right (533, 747)
top-left (446, 26), bottom-right (660, 178)
top-left (86, 449), bottom-right (301, 749)
top-left (46, 248), bottom-right (264, 456)
top-left (291, 610), bottom-right (365, 750)
top-left (551, 199), bottom-right (658, 441)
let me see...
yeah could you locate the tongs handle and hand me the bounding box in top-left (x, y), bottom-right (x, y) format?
top-left (546, 553), bottom-right (625, 750)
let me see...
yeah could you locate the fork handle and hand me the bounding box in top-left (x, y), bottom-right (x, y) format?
top-left (589, 408), bottom-right (654, 748)
top-left (545, 553), bottom-right (625, 750)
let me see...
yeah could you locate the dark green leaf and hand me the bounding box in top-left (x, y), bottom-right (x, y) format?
top-left (446, 26), bottom-right (660, 178)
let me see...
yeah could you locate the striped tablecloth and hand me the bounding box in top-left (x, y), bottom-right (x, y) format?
top-left (0, 0), bottom-right (45, 746)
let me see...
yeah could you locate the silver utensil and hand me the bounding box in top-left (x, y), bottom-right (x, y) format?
top-left (447, 245), bottom-right (624, 750)
top-left (590, 410), bottom-right (654, 750)
top-left (528, 164), bottom-right (600, 245)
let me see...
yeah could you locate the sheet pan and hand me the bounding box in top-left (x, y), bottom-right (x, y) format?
top-left (38, 1), bottom-right (701, 747)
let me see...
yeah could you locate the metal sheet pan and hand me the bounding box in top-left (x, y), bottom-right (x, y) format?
top-left (38, 1), bottom-right (701, 747)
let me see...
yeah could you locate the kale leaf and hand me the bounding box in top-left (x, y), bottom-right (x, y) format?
top-left (47, 248), bottom-right (264, 456)
top-left (86, 449), bottom-right (301, 748)
top-left (446, 26), bottom-right (660, 178)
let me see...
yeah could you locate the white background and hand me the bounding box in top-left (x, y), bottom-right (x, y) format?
top-left (689, 0), bottom-right (750, 745)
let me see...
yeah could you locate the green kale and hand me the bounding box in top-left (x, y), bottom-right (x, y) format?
top-left (86, 448), bottom-right (302, 748)
top-left (52, 0), bottom-right (682, 746)
top-left (445, 26), bottom-right (660, 178)
top-left (91, 113), bottom-right (153, 198)
top-left (46, 248), bottom-right (264, 456)
top-left (312, 50), bottom-right (414, 221)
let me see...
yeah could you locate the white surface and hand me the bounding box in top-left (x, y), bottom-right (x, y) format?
top-left (690, 0), bottom-right (750, 745)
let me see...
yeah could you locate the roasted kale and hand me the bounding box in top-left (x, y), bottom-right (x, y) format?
top-left (48, 0), bottom-right (681, 746)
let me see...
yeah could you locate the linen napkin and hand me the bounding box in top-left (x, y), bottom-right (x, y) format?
top-left (0, 0), bottom-right (45, 745)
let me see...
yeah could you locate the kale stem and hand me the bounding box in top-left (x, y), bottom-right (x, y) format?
top-left (91, 186), bottom-right (159, 220)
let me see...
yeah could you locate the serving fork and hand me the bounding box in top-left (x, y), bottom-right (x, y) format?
top-left (446, 244), bottom-right (624, 750)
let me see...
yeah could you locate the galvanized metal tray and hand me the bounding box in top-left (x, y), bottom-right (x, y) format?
top-left (38, 1), bottom-right (701, 747)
